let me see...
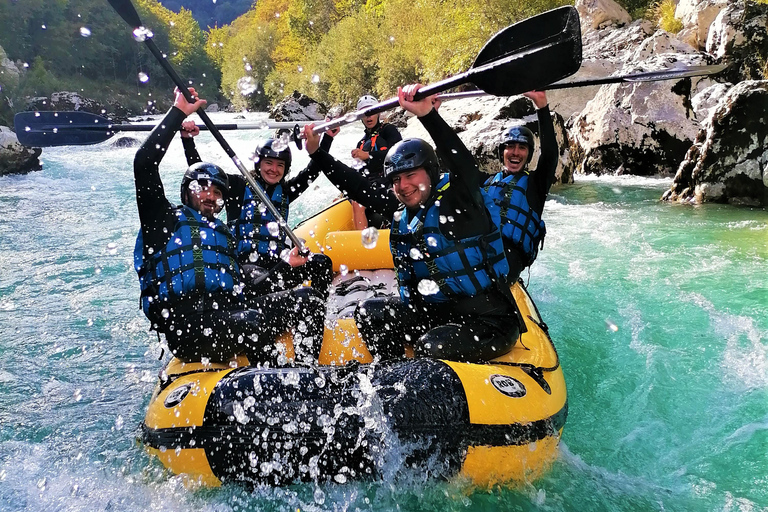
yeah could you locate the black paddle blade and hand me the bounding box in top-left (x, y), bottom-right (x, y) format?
top-left (14, 111), bottom-right (116, 147)
top-left (107, 0), bottom-right (143, 28)
top-left (470, 6), bottom-right (582, 96)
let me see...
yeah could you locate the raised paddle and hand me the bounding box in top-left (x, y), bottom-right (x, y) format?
top-left (14, 110), bottom-right (311, 148)
top-left (107, 0), bottom-right (308, 253)
top-left (294, 6), bottom-right (582, 144)
top-left (435, 64), bottom-right (728, 100)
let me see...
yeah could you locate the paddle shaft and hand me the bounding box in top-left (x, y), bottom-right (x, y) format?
top-left (436, 64), bottom-right (727, 100)
top-left (30, 121), bottom-right (308, 132)
top-left (139, 34), bottom-right (306, 252)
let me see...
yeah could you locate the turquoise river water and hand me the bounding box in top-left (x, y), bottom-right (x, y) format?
top-left (0, 114), bottom-right (766, 511)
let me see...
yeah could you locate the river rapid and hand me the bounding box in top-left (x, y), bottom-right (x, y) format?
top-left (0, 112), bottom-right (766, 511)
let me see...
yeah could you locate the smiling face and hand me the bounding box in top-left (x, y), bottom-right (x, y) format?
top-left (502, 142), bottom-right (530, 175)
top-left (362, 113), bottom-right (379, 130)
top-left (187, 180), bottom-right (224, 220)
top-left (259, 157), bottom-right (286, 185)
top-left (391, 168), bottom-right (432, 210)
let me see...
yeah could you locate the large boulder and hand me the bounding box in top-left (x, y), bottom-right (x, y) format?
top-left (569, 29), bottom-right (718, 176)
top-left (0, 126), bottom-right (41, 176)
top-left (662, 80), bottom-right (768, 206)
top-left (400, 96), bottom-right (574, 184)
top-left (676, 0), bottom-right (729, 50)
top-left (0, 45), bottom-right (20, 86)
top-left (23, 92), bottom-right (130, 121)
top-left (707, 0), bottom-right (768, 83)
top-left (270, 91), bottom-right (327, 121)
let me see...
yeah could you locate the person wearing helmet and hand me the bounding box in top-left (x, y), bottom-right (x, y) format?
top-left (349, 94), bottom-right (402, 229)
top-left (302, 84), bottom-right (525, 363)
top-left (179, 121), bottom-right (336, 300)
top-left (484, 91), bottom-right (557, 282)
top-left (134, 87), bottom-right (325, 365)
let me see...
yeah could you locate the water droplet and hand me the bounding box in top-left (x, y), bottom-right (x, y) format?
top-left (24, 126), bottom-right (30, 132)
top-left (351, 158), bottom-right (365, 170)
top-left (389, 35), bottom-right (395, 43)
top-left (427, 236), bottom-right (438, 247)
top-left (188, 179), bottom-right (202, 194)
top-left (280, 248), bottom-right (291, 262)
top-left (74, 389), bottom-right (82, 401)
top-left (86, 318), bottom-right (93, 327)
top-left (79, 27), bottom-right (91, 37)
top-left (409, 247), bottom-right (423, 260)
top-left (132, 26), bottom-right (154, 42)
top-left (107, 242), bottom-right (118, 255)
top-left (52, 127), bottom-right (58, 133)
top-left (339, 264), bottom-right (348, 276)
top-left (233, 402), bottom-right (249, 424)
top-left (161, 309), bottom-right (170, 319)
top-left (605, 319), bottom-right (619, 332)
top-left (271, 138), bottom-right (288, 152)
top-left (34, 111), bottom-right (40, 117)
top-left (361, 227), bottom-right (379, 249)
top-left (267, 222), bottom-right (280, 237)
top-left (41, 24), bottom-right (46, 30)
top-left (115, 415), bottom-right (124, 430)
top-left (138, 72), bottom-right (149, 83)
top-left (297, 65), bottom-right (303, 72)
top-left (237, 76), bottom-right (257, 96)
top-left (311, 74), bottom-right (320, 84)
top-left (417, 279), bottom-right (440, 295)
top-left (334, 473), bottom-right (347, 483)
top-left (244, 63), bottom-right (252, 71)
top-left (439, 215), bottom-right (447, 224)
top-left (314, 488), bottom-right (326, 504)
top-left (203, 327), bottom-right (212, 336)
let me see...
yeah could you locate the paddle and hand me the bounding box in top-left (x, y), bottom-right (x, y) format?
top-left (294, 6), bottom-right (582, 145)
top-left (14, 111), bottom-right (311, 148)
top-left (435, 64), bottom-right (728, 100)
top-left (106, 0), bottom-right (307, 253)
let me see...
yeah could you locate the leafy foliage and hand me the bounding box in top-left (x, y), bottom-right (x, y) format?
top-left (649, 0), bottom-right (683, 33)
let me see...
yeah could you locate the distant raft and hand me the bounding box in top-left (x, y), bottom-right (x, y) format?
top-left (139, 199), bottom-right (567, 487)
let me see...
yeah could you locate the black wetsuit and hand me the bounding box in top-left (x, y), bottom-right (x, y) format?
top-left (355, 120), bottom-right (402, 182)
top-left (182, 135), bottom-right (334, 300)
top-left (354, 121), bottom-right (402, 228)
top-left (135, 106), bottom-right (324, 364)
top-left (311, 109), bottom-right (523, 363)
top-left (501, 106), bottom-right (558, 282)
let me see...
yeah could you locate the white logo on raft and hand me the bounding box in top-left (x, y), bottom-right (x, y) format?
top-left (490, 374), bottom-right (526, 398)
top-left (164, 384), bottom-right (191, 408)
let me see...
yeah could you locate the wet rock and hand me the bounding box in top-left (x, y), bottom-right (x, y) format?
top-left (24, 92), bottom-right (130, 123)
top-left (569, 30), bottom-right (718, 176)
top-left (270, 91), bottom-right (327, 121)
top-left (0, 126), bottom-right (41, 176)
top-left (109, 136), bottom-right (141, 148)
top-left (662, 80), bottom-right (768, 206)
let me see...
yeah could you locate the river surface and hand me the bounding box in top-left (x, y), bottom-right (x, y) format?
top-left (0, 112), bottom-right (766, 511)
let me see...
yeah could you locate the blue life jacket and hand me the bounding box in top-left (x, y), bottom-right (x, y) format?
top-left (484, 172), bottom-right (546, 266)
top-left (230, 184), bottom-right (288, 263)
top-left (134, 206), bottom-right (241, 320)
top-left (390, 175), bottom-right (509, 304)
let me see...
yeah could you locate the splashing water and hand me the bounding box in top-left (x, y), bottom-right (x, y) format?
top-left (361, 227), bottom-right (379, 249)
top-left (417, 279), bottom-right (440, 296)
top-left (137, 72), bottom-right (149, 83)
top-left (79, 27), bottom-right (91, 38)
top-left (132, 26), bottom-right (153, 42)
top-left (267, 222), bottom-right (280, 237)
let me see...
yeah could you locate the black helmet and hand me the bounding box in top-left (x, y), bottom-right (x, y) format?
top-left (497, 125), bottom-right (535, 163)
top-left (180, 162), bottom-right (229, 205)
top-left (384, 138), bottom-right (440, 185)
top-left (256, 138), bottom-right (292, 172)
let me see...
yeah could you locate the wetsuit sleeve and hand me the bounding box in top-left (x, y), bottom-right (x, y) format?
top-left (310, 149), bottom-right (400, 218)
top-left (418, 109), bottom-right (492, 237)
top-left (283, 133), bottom-right (334, 201)
top-left (134, 106), bottom-right (187, 247)
top-left (527, 106), bottom-right (558, 216)
top-left (181, 136), bottom-right (202, 166)
top-left (367, 123), bottom-right (402, 172)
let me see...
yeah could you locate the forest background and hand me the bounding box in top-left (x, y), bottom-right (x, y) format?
top-left (0, 0), bottom-right (672, 127)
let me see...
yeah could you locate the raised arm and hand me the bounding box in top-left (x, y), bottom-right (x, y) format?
top-left (304, 124), bottom-right (400, 218)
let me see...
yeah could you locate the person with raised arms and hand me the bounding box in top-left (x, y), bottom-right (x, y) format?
top-left (485, 90), bottom-right (557, 283)
top-left (349, 94), bottom-right (403, 229)
top-left (133, 87), bottom-right (325, 364)
top-left (303, 84), bottom-right (525, 363)
top-left (179, 120), bottom-right (336, 301)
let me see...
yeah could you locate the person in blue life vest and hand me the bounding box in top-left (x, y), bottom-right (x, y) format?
top-left (302, 84), bottom-right (526, 363)
top-left (349, 94), bottom-right (402, 229)
top-left (179, 120), bottom-right (336, 301)
top-left (485, 90), bottom-right (558, 283)
top-left (134, 87), bottom-right (325, 364)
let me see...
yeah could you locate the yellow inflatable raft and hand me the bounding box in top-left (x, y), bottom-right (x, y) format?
top-left (140, 199), bottom-right (567, 487)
